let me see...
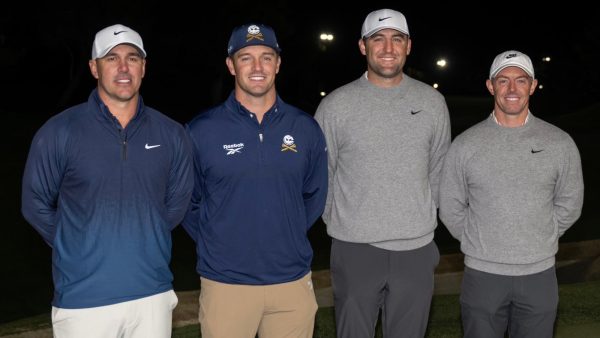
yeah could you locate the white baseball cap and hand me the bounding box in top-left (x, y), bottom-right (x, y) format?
top-left (361, 9), bottom-right (409, 38)
top-left (489, 50), bottom-right (535, 79)
top-left (91, 24), bottom-right (146, 60)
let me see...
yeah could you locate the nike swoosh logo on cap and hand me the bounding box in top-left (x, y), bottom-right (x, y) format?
top-left (113, 31), bottom-right (127, 35)
top-left (379, 17), bottom-right (392, 21)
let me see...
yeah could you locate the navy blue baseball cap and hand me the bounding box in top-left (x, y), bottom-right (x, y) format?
top-left (227, 23), bottom-right (281, 56)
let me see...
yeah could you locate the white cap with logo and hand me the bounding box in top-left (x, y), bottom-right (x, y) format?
top-left (91, 24), bottom-right (146, 60)
top-left (489, 50), bottom-right (535, 79)
top-left (361, 9), bottom-right (409, 38)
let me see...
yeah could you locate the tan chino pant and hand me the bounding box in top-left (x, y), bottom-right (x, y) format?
top-left (199, 272), bottom-right (317, 338)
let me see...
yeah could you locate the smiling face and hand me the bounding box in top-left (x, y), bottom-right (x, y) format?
top-left (486, 66), bottom-right (537, 118)
top-left (359, 28), bottom-right (411, 87)
top-left (89, 44), bottom-right (146, 105)
top-left (226, 44), bottom-right (280, 100)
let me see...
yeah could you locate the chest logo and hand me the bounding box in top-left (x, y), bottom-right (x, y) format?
top-left (281, 135), bottom-right (297, 152)
top-left (223, 143), bottom-right (244, 155)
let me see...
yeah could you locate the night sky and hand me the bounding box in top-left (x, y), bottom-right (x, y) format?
top-left (2, 1), bottom-right (599, 122)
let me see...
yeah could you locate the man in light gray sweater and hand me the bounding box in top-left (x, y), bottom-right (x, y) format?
top-left (315, 9), bottom-right (451, 338)
top-left (439, 50), bottom-right (584, 338)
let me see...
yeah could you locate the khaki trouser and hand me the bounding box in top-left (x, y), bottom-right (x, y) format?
top-left (199, 272), bottom-right (317, 338)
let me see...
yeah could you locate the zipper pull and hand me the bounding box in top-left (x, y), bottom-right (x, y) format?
top-left (259, 133), bottom-right (263, 143)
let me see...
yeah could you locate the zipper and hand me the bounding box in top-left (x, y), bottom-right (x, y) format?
top-left (120, 128), bottom-right (127, 160)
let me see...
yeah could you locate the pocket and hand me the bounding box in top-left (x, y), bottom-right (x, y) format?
top-left (169, 290), bottom-right (179, 310)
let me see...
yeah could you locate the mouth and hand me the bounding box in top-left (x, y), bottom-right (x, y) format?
top-left (249, 75), bottom-right (266, 81)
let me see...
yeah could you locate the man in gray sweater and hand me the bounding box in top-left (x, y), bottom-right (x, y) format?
top-left (439, 50), bottom-right (584, 338)
top-left (315, 9), bottom-right (451, 338)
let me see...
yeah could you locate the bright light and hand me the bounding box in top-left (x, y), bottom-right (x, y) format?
top-left (433, 83), bottom-right (439, 89)
top-left (320, 33), bottom-right (334, 41)
top-left (542, 56), bottom-right (551, 62)
top-left (538, 84), bottom-right (544, 89)
top-left (320, 91), bottom-right (326, 97)
top-left (436, 59), bottom-right (447, 68)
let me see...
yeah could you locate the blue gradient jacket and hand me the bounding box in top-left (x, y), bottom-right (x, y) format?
top-left (21, 89), bottom-right (193, 308)
top-left (183, 92), bottom-right (327, 285)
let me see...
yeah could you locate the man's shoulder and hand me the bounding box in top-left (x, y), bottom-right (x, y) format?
top-left (452, 118), bottom-right (492, 145)
top-left (144, 106), bottom-right (183, 127)
top-left (531, 115), bottom-right (577, 148)
top-left (315, 78), bottom-right (363, 115)
top-left (186, 103), bottom-right (228, 131)
top-left (404, 75), bottom-right (445, 101)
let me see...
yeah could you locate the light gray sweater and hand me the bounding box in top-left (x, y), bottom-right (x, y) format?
top-left (315, 74), bottom-right (451, 250)
top-left (439, 114), bottom-right (584, 275)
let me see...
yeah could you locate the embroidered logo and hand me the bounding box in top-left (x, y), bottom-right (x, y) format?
top-left (281, 135), bottom-right (297, 152)
top-left (531, 149), bottom-right (544, 154)
top-left (145, 143), bottom-right (160, 149)
top-left (223, 143), bottom-right (244, 155)
top-left (246, 25), bottom-right (264, 42)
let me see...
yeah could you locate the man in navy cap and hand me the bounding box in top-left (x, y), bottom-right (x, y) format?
top-left (183, 23), bottom-right (328, 338)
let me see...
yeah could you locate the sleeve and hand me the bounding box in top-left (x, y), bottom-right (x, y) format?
top-left (554, 137), bottom-right (584, 236)
top-left (314, 99), bottom-right (337, 225)
top-left (302, 122), bottom-right (328, 229)
top-left (181, 125), bottom-right (202, 242)
top-left (438, 141), bottom-right (468, 241)
top-left (21, 122), bottom-right (65, 247)
top-left (165, 127), bottom-right (194, 230)
top-left (429, 100), bottom-right (452, 207)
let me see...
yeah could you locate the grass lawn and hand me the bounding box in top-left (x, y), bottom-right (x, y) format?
top-left (168, 280), bottom-right (600, 338)
top-left (2, 280), bottom-right (597, 337)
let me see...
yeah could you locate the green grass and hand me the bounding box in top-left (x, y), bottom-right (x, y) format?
top-left (1, 276), bottom-right (598, 338)
top-left (168, 281), bottom-right (600, 338)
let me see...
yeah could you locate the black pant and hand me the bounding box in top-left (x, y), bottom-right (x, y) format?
top-left (330, 239), bottom-right (439, 338)
top-left (460, 266), bottom-right (558, 338)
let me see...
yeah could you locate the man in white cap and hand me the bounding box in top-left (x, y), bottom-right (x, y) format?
top-left (21, 24), bottom-right (193, 338)
top-left (439, 50), bottom-right (584, 337)
top-left (315, 8), bottom-right (451, 337)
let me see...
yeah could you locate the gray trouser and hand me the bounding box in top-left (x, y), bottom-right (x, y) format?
top-left (330, 239), bottom-right (439, 338)
top-left (460, 266), bottom-right (558, 338)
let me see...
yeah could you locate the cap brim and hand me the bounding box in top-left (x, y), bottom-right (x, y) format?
top-left (363, 26), bottom-right (409, 38)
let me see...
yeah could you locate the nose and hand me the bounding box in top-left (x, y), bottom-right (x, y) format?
top-left (118, 58), bottom-right (129, 72)
top-left (383, 38), bottom-right (394, 53)
top-left (252, 58), bottom-right (263, 71)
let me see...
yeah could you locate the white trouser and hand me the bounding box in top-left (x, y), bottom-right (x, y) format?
top-left (52, 290), bottom-right (178, 338)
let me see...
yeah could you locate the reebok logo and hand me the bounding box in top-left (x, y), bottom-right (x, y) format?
top-left (411, 110), bottom-right (422, 115)
top-left (378, 17), bottom-right (392, 21)
top-left (531, 149), bottom-right (544, 154)
top-left (113, 31), bottom-right (127, 35)
top-left (223, 143), bottom-right (244, 155)
top-left (145, 143), bottom-right (160, 149)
